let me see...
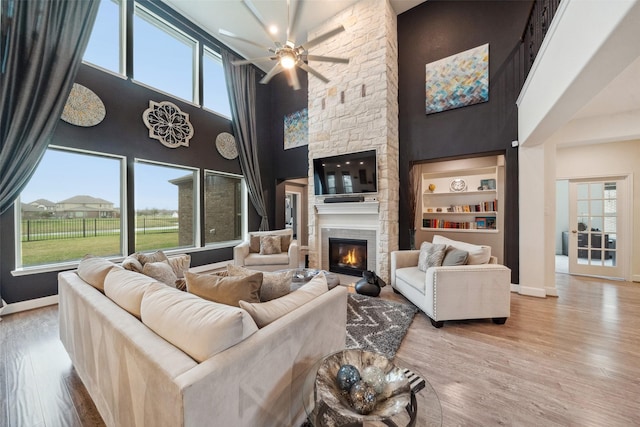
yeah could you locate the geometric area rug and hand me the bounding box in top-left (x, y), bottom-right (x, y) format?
top-left (345, 293), bottom-right (418, 359)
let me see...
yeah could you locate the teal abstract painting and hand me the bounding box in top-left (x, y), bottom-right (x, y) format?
top-left (284, 108), bottom-right (308, 150)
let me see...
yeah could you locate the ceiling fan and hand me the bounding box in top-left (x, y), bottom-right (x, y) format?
top-left (219, 0), bottom-right (349, 90)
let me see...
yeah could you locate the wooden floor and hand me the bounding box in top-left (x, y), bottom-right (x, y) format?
top-left (2, 273), bottom-right (640, 426)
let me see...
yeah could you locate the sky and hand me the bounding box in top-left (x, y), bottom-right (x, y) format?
top-left (21, 150), bottom-right (185, 211)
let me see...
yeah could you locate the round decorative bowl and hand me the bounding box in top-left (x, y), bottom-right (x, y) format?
top-left (314, 349), bottom-right (411, 422)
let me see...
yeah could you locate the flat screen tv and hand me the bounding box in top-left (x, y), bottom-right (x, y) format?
top-left (313, 150), bottom-right (377, 196)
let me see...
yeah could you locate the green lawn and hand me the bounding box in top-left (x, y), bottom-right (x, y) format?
top-left (21, 233), bottom-right (180, 266)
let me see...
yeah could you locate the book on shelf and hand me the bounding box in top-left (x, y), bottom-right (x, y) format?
top-left (436, 199), bottom-right (497, 213)
top-left (422, 218), bottom-right (478, 229)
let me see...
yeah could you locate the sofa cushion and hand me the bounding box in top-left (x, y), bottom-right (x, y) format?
top-left (432, 235), bottom-right (491, 265)
top-left (77, 255), bottom-right (122, 291)
top-left (141, 282), bottom-right (258, 363)
top-left (227, 264), bottom-right (293, 301)
top-left (243, 253), bottom-right (290, 267)
top-left (260, 235), bottom-right (282, 255)
top-left (239, 272), bottom-right (328, 328)
top-left (442, 247), bottom-right (469, 266)
top-left (395, 266), bottom-right (426, 294)
top-left (104, 268), bottom-right (159, 317)
top-left (185, 271), bottom-right (262, 307)
top-left (142, 260), bottom-right (178, 287)
top-left (121, 255), bottom-right (144, 273)
top-left (417, 242), bottom-right (447, 272)
top-left (167, 254), bottom-right (191, 278)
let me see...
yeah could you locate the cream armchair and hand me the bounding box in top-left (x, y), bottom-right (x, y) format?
top-left (390, 235), bottom-right (511, 328)
top-left (233, 229), bottom-right (299, 272)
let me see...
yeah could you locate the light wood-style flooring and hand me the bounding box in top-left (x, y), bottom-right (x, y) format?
top-left (2, 273), bottom-right (639, 426)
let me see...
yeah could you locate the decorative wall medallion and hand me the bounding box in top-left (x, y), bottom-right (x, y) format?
top-left (449, 178), bottom-right (467, 192)
top-left (215, 132), bottom-right (238, 159)
top-left (60, 83), bottom-right (106, 127)
top-left (142, 100), bottom-right (194, 149)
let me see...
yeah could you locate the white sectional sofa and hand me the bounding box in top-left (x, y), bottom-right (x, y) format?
top-left (58, 256), bottom-right (347, 427)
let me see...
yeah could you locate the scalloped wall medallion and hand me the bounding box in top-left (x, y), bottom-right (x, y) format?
top-left (142, 100), bottom-right (194, 149)
top-left (60, 83), bottom-right (106, 127)
top-left (215, 132), bottom-right (238, 160)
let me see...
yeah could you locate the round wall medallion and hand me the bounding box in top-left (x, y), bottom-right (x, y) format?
top-left (215, 132), bottom-right (238, 159)
top-left (142, 100), bottom-right (194, 149)
top-left (60, 83), bottom-right (106, 127)
top-left (450, 178), bottom-right (467, 192)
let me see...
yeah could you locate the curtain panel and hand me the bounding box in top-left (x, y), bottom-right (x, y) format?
top-left (0, 0), bottom-right (99, 215)
top-left (222, 49), bottom-right (270, 231)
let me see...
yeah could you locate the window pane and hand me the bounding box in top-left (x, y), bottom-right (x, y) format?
top-left (203, 48), bottom-right (231, 117)
top-left (83, 0), bottom-right (122, 73)
top-left (134, 6), bottom-right (196, 102)
top-left (134, 161), bottom-right (198, 252)
top-left (18, 148), bottom-right (124, 267)
top-left (204, 171), bottom-right (243, 245)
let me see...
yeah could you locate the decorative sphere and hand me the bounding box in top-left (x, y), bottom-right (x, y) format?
top-left (349, 380), bottom-right (377, 414)
top-left (428, 183), bottom-right (436, 192)
top-left (361, 365), bottom-right (385, 393)
top-left (336, 364), bottom-right (361, 391)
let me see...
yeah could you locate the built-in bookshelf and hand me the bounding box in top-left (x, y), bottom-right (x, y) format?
top-left (421, 166), bottom-right (500, 233)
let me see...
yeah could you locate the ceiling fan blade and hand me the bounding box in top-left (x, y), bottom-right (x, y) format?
top-left (301, 25), bottom-right (345, 51)
top-left (260, 63), bottom-right (284, 85)
top-left (232, 56), bottom-right (277, 66)
top-left (219, 29), bottom-right (273, 51)
top-left (241, 0), bottom-right (277, 43)
top-left (287, 0), bottom-right (304, 43)
top-left (306, 55), bottom-right (349, 64)
top-left (297, 61), bottom-right (329, 83)
top-left (286, 67), bottom-right (301, 90)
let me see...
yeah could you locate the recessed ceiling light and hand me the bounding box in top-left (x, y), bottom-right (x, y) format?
top-left (269, 25), bottom-right (278, 35)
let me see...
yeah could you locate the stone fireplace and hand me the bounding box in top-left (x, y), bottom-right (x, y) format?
top-left (306, 0), bottom-right (399, 282)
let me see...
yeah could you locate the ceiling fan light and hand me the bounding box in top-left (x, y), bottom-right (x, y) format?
top-left (280, 53), bottom-right (296, 69)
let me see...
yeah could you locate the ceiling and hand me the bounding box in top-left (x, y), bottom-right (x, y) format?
top-left (161, 0), bottom-right (425, 71)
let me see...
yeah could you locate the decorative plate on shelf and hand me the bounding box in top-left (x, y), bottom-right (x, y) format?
top-left (215, 132), bottom-right (238, 159)
top-left (449, 178), bottom-right (467, 192)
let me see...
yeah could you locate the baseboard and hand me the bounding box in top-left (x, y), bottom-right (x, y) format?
top-left (517, 285), bottom-right (547, 298)
top-left (0, 295), bottom-right (58, 317)
top-left (632, 274), bottom-right (640, 283)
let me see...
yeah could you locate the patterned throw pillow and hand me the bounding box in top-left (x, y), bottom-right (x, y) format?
top-left (167, 254), bottom-right (191, 278)
top-left (227, 264), bottom-right (293, 301)
top-left (142, 260), bottom-right (178, 287)
top-left (185, 271), bottom-right (263, 307)
top-left (417, 242), bottom-right (447, 272)
top-left (259, 235), bottom-right (282, 255)
top-left (136, 250), bottom-right (168, 265)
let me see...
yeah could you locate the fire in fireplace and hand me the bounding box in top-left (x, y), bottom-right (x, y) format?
top-left (329, 238), bottom-right (367, 276)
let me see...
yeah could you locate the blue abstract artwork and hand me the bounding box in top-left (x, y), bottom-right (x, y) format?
top-left (425, 44), bottom-right (489, 115)
top-left (284, 108), bottom-right (308, 150)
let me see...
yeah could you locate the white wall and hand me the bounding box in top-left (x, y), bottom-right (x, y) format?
top-left (556, 139), bottom-right (640, 282)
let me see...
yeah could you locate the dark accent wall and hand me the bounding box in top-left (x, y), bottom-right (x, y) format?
top-left (397, 0), bottom-right (532, 282)
top-left (0, 64), bottom-right (251, 304)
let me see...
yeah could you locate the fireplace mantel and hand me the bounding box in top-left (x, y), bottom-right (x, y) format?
top-left (314, 201), bottom-right (379, 215)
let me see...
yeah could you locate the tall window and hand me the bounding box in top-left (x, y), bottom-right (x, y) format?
top-left (83, 0), bottom-right (123, 74)
top-left (342, 172), bottom-right (353, 193)
top-left (203, 47), bottom-right (231, 117)
top-left (134, 160), bottom-right (198, 252)
top-left (17, 147), bottom-right (125, 267)
top-left (133, 5), bottom-right (197, 102)
top-left (204, 171), bottom-right (244, 245)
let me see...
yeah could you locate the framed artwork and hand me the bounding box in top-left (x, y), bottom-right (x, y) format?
top-left (480, 178), bottom-right (496, 190)
top-left (284, 108), bottom-right (308, 150)
top-left (425, 43), bottom-right (489, 115)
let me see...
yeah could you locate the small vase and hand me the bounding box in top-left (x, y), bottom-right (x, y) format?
top-left (409, 228), bottom-right (416, 250)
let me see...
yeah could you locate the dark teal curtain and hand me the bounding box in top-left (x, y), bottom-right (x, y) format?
top-left (222, 49), bottom-right (269, 231)
top-left (0, 0), bottom-right (99, 306)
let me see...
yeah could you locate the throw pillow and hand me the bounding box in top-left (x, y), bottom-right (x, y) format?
top-left (121, 255), bottom-right (143, 273)
top-left (227, 264), bottom-right (293, 301)
top-left (249, 235), bottom-right (261, 253)
top-left (442, 247), bottom-right (469, 266)
top-left (239, 272), bottom-right (328, 328)
top-left (259, 235), bottom-right (281, 255)
top-left (142, 260), bottom-right (178, 287)
top-left (77, 255), bottom-right (122, 291)
top-left (167, 254), bottom-right (191, 278)
top-left (280, 234), bottom-right (292, 251)
top-left (140, 282), bottom-right (258, 363)
top-left (417, 242), bottom-right (447, 272)
top-left (432, 235), bottom-right (491, 265)
top-left (136, 250), bottom-right (169, 265)
top-left (185, 271), bottom-right (262, 307)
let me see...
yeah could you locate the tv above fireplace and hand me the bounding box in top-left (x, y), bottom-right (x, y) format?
top-left (313, 150), bottom-right (377, 196)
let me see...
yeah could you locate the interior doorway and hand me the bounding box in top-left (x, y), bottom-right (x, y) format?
top-left (285, 191), bottom-right (300, 240)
